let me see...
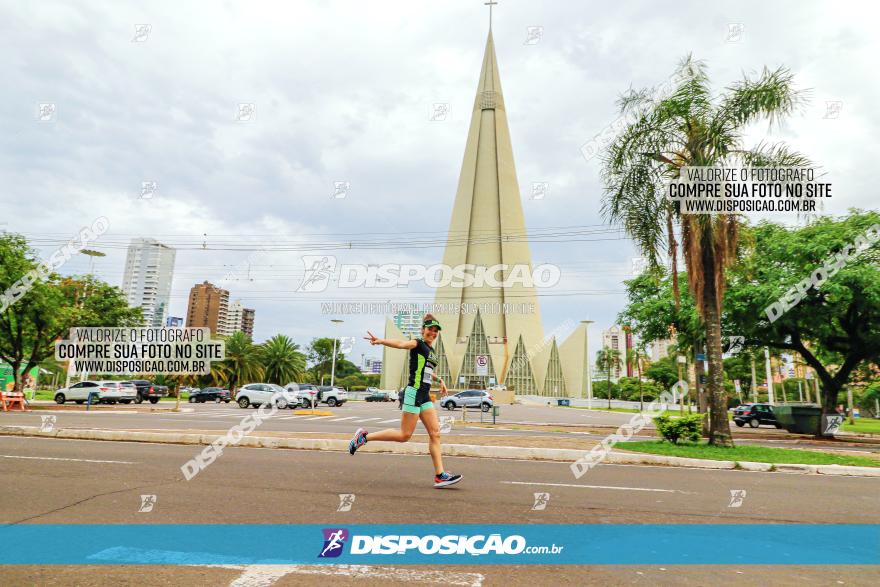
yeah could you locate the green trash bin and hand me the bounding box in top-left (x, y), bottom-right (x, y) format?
top-left (772, 404), bottom-right (822, 435)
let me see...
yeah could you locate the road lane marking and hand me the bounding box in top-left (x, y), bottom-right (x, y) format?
top-left (501, 481), bottom-right (693, 494)
top-left (352, 418), bottom-right (383, 423)
top-left (379, 418), bottom-right (401, 423)
top-left (328, 417), bottom-right (357, 421)
top-left (0, 454), bottom-right (136, 464)
top-left (305, 416), bottom-right (332, 420)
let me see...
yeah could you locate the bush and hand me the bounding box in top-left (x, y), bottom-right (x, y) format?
top-left (653, 413), bottom-right (702, 444)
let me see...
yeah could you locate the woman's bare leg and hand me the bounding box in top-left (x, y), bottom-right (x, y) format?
top-left (366, 411), bottom-right (418, 442)
top-left (419, 408), bottom-right (444, 475)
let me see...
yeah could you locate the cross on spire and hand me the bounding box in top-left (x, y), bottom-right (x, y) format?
top-left (484, 0), bottom-right (498, 30)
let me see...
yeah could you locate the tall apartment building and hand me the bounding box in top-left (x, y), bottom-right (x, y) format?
top-left (225, 300), bottom-right (256, 337)
top-left (393, 310), bottom-right (422, 339)
top-left (186, 281), bottom-right (230, 336)
top-left (121, 238), bottom-right (176, 327)
top-left (601, 325), bottom-right (624, 382)
top-left (240, 307), bottom-right (255, 337)
top-left (227, 301), bottom-right (243, 336)
top-left (650, 338), bottom-right (675, 363)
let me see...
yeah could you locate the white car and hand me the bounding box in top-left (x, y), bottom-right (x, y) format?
top-left (235, 383), bottom-right (299, 409)
top-left (54, 381), bottom-right (137, 405)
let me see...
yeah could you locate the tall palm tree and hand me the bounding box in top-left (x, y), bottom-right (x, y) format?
top-left (602, 56), bottom-right (809, 446)
top-left (220, 331), bottom-right (264, 396)
top-left (596, 347), bottom-right (622, 409)
top-left (260, 335), bottom-right (306, 385)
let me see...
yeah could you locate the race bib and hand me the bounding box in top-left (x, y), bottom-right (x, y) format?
top-left (422, 365), bottom-right (434, 384)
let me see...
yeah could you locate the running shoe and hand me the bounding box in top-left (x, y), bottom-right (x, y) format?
top-left (433, 471), bottom-right (462, 488)
top-left (349, 427), bottom-right (368, 455)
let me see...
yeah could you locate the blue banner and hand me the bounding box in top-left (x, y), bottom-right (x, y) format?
top-left (0, 524), bottom-right (876, 565)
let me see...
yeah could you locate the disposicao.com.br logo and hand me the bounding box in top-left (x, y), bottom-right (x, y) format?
top-left (319, 529), bottom-right (563, 557)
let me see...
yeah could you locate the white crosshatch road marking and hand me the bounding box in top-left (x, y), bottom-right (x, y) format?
top-left (0, 455), bottom-right (136, 464)
top-left (502, 481), bottom-right (694, 494)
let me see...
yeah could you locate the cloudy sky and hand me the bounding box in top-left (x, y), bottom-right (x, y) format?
top-left (2, 0), bottom-right (876, 365)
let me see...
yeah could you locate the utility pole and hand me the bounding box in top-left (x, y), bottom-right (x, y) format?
top-left (764, 347), bottom-right (775, 404)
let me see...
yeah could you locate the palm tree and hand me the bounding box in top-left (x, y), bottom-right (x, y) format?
top-left (260, 335), bottom-right (306, 385)
top-left (602, 56), bottom-right (809, 446)
top-left (220, 331), bottom-right (263, 396)
top-left (596, 348), bottom-right (622, 409)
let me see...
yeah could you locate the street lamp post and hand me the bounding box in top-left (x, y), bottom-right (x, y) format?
top-left (329, 319), bottom-right (344, 404)
top-left (764, 347), bottom-right (775, 405)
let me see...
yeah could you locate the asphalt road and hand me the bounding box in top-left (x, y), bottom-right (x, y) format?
top-left (7, 401), bottom-right (879, 454)
top-left (0, 435), bottom-right (877, 585)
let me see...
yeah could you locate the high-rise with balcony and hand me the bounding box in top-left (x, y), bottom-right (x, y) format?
top-left (186, 281), bottom-right (230, 336)
top-left (121, 238), bottom-right (176, 327)
top-left (224, 300), bottom-right (256, 338)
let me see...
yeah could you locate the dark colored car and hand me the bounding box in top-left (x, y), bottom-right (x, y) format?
top-left (733, 403), bottom-right (781, 428)
top-left (189, 387), bottom-right (231, 403)
top-left (121, 379), bottom-right (168, 404)
top-left (365, 391), bottom-right (393, 402)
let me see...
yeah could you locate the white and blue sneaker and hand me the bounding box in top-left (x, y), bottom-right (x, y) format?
top-left (433, 471), bottom-right (462, 488)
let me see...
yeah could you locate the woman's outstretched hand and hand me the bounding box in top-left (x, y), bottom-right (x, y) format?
top-left (364, 331), bottom-right (382, 346)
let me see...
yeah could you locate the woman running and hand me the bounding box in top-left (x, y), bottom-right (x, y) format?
top-left (348, 314), bottom-right (462, 488)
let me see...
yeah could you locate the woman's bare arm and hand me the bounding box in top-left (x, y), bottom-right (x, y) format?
top-left (364, 331), bottom-right (417, 350)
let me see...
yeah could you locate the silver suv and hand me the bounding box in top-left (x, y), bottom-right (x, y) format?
top-left (440, 390), bottom-right (494, 412)
top-left (235, 383), bottom-right (299, 409)
top-left (286, 383), bottom-right (347, 407)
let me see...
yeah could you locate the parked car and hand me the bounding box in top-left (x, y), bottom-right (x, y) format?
top-left (365, 391), bottom-right (393, 402)
top-left (54, 381), bottom-right (137, 405)
top-left (316, 385), bottom-right (348, 407)
top-left (120, 379), bottom-right (168, 404)
top-left (733, 403), bottom-right (781, 428)
top-left (441, 390), bottom-right (494, 412)
top-left (235, 383), bottom-right (299, 409)
top-left (286, 383), bottom-right (347, 407)
top-left (188, 387), bottom-right (231, 403)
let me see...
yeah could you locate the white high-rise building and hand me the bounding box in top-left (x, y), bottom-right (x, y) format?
top-left (226, 300), bottom-right (244, 336)
top-left (601, 325), bottom-right (624, 382)
top-left (650, 338), bottom-right (674, 363)
top-left (121, 238), bottom-right (176, 327)
top-left (392, 310), bottom-right (422, 339)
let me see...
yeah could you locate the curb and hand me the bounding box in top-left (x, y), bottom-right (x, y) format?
top-left (2, 425), bottom-right (879, 478)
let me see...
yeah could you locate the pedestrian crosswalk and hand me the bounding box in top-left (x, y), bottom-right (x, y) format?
top-left (163, 408), bottom-right (404, 426)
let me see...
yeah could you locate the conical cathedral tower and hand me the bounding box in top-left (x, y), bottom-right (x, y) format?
top-left (380, 29), bottom-right (591, 399)
top-left (431, 30), bottom-right (547, 392)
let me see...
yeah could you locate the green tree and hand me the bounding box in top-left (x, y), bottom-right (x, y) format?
top-left (603, 56), bottom-right (809, 446)
top-left (307, 337), bottom-right (349, 384)
top-left (0, 234), bottom-right (142, 392)
top-left (596, 348), bottom-right (622, 408)
top-left (260, 335), bottom-right (306, 385)
top-left (218, 331), bottom-right (263, 394)
top-left (645, 355), bottom-right (679, 389)
top-left (725, 212), bottom-right (880, 416)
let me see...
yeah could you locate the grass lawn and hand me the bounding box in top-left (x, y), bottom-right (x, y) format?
top-left (618, 440), bottom-right (880, 467)
top-left (841, 419), bottom-right (880, 435)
